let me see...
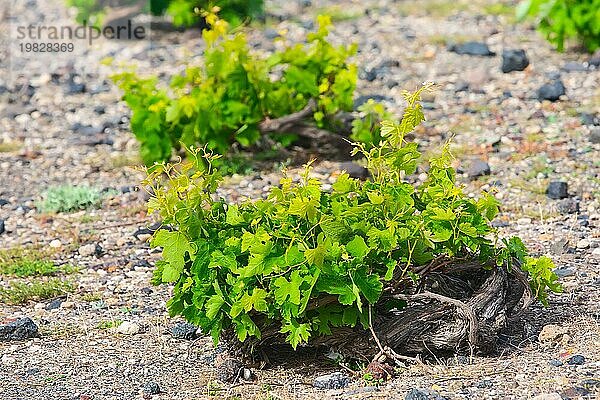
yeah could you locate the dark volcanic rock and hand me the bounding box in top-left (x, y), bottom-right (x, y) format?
top-left (454, 81), bottom-right (469, 92)
top-left (580, 112), bottom-right (599, 126)
top-left (537, 80), bottom-right (566, 101)
top-left (467, 159), bottom-right (491, 179)
top-left (362, 58), bottom-right (401, 82)
top-left (45, 298), bottom-right (63, 310)
top-left (338, 161), bottom-right (370, 179)
top-left (562, 61), bottom-right (587, 72)
top-left (313, 372), bottom-right (350, 390)
top-left (549, 359), bottom-right (564, 367)
top-left (590, 127), bottom-right (600, 144)
top-left (556, 198), bottom-right (579, 214)
top-left (567, 355), bottom-right (585, 365)
top-left (264, 28), bottom-right (279, 40)
top-left (170, 322), bottom-right (198, 340)
top-left (501, 49), bottom-right (529, 73)
top-left (353, 94), bottom-right (392, 109)
top-left (476, 379), bottom-right (494, 388)
top-left (0, 219), bottom-right (4, 235)
top-left (71, 122), bottom-right (105, 136)
top-left (590, 50), bottom-right (600, 67)
top-left (216, 358), bottom-right (244, 383)
top-left (0, 317), bottom-right (39, 341)
top-left (80, 135), bottom-right (114, 146)
top-left (448, 41), bottom-right (495, 56)
top-left (405, 388), bottom-right (448, 400)
top-left (581, 378), bottom-right (600, 389)
top-left (546, 181), bottom-right (569, 199)
top-left (2, 103), bottom-right (36, 119)
top-left (132, 222), bottom-right (173, 240)
top-left (143, 381), bottom-right (161, 395)
top-left (66, 75), bottom-right (86, 94)
top-left (553, 267), bottom-right (575, 278)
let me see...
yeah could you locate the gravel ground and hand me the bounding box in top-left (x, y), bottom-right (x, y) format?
top-left (1, 0), bottom-right (599, 399)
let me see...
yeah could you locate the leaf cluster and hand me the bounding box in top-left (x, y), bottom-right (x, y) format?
top-left (517, 0), bottom-right (600, 52)
top-left (112, 14), bottom-right (357, 166)
top-left (161, 0), bottom-right (264, 27)
top-left (350, 99), bottom-right (393, 148)
top-left (144, 85), bottom-right (561, 349)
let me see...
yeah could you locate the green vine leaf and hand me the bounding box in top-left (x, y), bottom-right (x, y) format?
top-left (280, 320), bottom-right (311, 350)
top-left (274, 271), bottom-right (303, 305)
top-left (346, 235), bottom-right (369, 259)
top-left (151, 230), bottom-right (195, 282)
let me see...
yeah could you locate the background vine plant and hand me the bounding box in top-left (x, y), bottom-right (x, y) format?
top-left (66, 0), bottom-right (264, 27)
top-left (517, 0), bottom-right (600, 52)
top-left (112, 13), bottom-right (357, 166)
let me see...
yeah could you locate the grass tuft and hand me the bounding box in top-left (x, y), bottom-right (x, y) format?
top-left (315, 5), bottom-right (363, 22)
top-left (38, 185), bottom-right (109, 213)
top-left (0, 246), bottom-right (76, 277)
top-left (398, 0), bottom-right (469, 18)
top-left (0, 259), bottom-right (60, 277)
top-left (0, 278), bottom-right (74, 305)
top-left (97, 319), bottom-right (123, 329)
top-left (0, 140), bottom-right (22, 152)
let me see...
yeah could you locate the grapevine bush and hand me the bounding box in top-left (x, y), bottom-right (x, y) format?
top-left (112, 14), bottom-right (357, 166)
top-left (66, 0), bottom-right (263, 27)
top-left (517, 0), bottom-right (600, 52)
top-left (153, 0), bottom-right (264, 27)
top-left (144, 84), bottom-right (561, 350)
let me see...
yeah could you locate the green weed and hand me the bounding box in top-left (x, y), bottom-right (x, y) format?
top-left (97, 319), bottom-right (123, 329)
top-left (0, 246), bottom-right (76, 277)
top-left (0, 278), bottom-right (75, 305)
top-left (38, 185), bottom-right (108, 213)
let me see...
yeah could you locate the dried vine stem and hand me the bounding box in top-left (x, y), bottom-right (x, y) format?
top-left (368, 305), bottom-right (386, 355)
top-left (369, 305), bottom-right (430, 371)
top-left (259, 99), bottom-right (317, 132)
top-left (392, 291), bottom-right (479, 348)
top-left (226, 260), bottom-right (531, 364)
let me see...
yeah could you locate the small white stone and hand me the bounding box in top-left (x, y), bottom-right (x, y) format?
top-left (576, 239), bottom-right (590, 249)
top-left (28, 344), bottom-right (42, 353)
top-left (517, 217), bottom-right (532, 225)
top-left (137, 233), bottom-right (152, 243)
top-left (49, 239), bottom-right (62, 248)
top-left (1, 354), bottom-right (16, 365)
top-left (78, 243), bottom-right (97, 257)
top-left (538, 324), bottom-right (567, 343)
top-left (116, 321), bottom-right (140, 335)
top-left (533, 394), bottom-right (562, 400)
top-left (60, 301), bottom-right (75, 309)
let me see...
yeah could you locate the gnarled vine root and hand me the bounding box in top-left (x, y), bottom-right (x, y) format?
top-left (225, 259), bottom-right (532, 364)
